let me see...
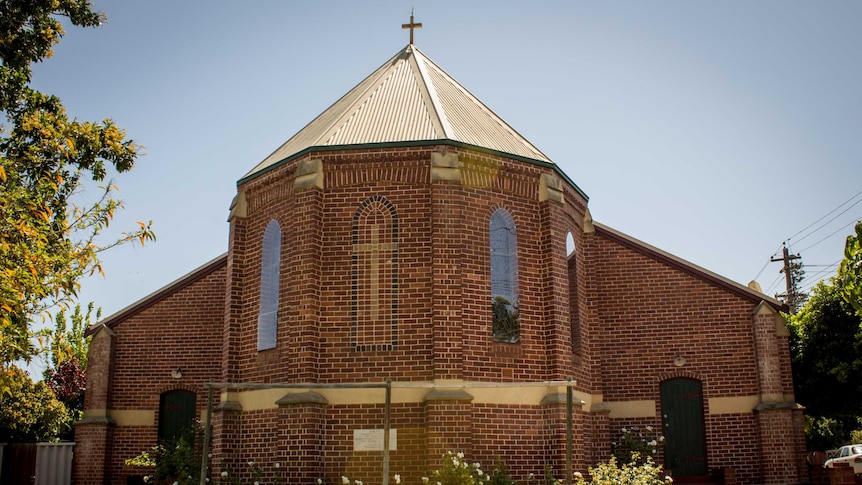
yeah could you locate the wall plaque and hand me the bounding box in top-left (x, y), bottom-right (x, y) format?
top-left (353, 429), bottom-right (397, 451)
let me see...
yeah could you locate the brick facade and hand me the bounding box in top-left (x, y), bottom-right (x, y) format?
top-left (76, 144), bottom-right (805, 485)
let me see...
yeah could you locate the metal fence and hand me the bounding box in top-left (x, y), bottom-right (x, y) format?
top-left (200, 379), bottom-right (579, 485)
top-left (0, 442), bottom-right (74, 485)
top-left (36, 442), bottom-right (74, 485)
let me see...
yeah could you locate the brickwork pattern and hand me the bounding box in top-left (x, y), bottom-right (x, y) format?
top-left (757, 408), bottom-right (806, 485)
top-left (72, 424), bottom-right (113, 484)
top-left (705, 414), bottom-right (760, 483)
top-left (753, 312), bottom-right (782, 397)
top-left (75, 264), bottom-right (226, 484)
top-left (588, 233), bottom-right (761, 401)
top-left (541, 404), bottom-right (589, 478)
top-left (76, 144), bottom-right (805, 485)
top-left (278, 402), bottom-right (326, 483)
top-left (587, 229), bottom-right (803, 483)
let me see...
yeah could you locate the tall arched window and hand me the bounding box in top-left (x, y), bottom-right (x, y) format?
top-left (566, 231), bottom-right (580, 353)
top-left (352, 196), bottom-right (398, 351)
top-left (490, 208), bottom-right (520, 342)
top-left (258, 220), bottom-right (281, 351)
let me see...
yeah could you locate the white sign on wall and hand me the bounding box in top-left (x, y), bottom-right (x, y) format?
top-left (353, 429), bottom-right (397, 451)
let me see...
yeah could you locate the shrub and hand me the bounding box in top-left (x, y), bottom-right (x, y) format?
top-left (125, 422), bottom-right (203, 484)
top-left (427, 451), bottom-right (491, 485)
top-left (574, 453), bottom-right (672, 485)
top-left (612, 426), bottom-right (664, 463)
top-left (0, 365), bottom-right (70, 442)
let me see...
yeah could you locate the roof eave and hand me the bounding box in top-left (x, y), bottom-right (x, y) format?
top-left (84, 253), bottom-right (228, 337)
top-left (593, 222), bottom-right (788, 312)
top-left (235, 140), bottom-right (588, 201)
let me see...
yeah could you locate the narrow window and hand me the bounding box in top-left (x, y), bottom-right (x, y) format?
top-left (352, 196), bottom-right (398, 351)
top-left (258, 220), bottom-right (281, 351)
top-left (566, 231), bottom-right (580, 353)
top-left (490, 209), bottom-right (520, 342)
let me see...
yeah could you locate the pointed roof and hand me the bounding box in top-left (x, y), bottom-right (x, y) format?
top-left (242, 44), bottom-right (552, 181)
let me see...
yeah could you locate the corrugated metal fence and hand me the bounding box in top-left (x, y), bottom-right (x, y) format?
top-left (36, 443), bottom-right (74, 485)
top-left (0, 442), bottom-right (74, 485)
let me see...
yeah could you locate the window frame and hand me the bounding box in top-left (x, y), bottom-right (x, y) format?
top-left (489, 208), bottom-right (520, 343)
top-left (257, 219), bottom-right (281, 351)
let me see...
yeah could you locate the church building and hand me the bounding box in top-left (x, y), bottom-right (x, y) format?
top-left (74, 25), bottom-right (806, 485)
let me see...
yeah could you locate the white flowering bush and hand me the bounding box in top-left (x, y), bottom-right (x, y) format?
top-left (612, 425), bottom-right (665, 463)
top-left (573, 453), bottom-right (672, 485)
top-left (217, 460), bottom-right (283, 485)
top-left (427, 451), bottom-right (492, 485)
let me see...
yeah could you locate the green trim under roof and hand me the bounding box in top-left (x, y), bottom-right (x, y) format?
top-left (236, 139), bottom-right (589, 201)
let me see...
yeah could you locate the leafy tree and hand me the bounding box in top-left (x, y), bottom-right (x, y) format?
top-left (43, 301), bottom-right (97, 369)
top-left (785, 258), bottom-right (808, 314)
top-left (0, 0), bottom-right (154, 382)
top-left (787, 280), bottom-right (862, 449)
top-left (41, 303), bottom-right (97, 439)
top-left (0, 365), bottom-right (69, 442)
top-left (838, 220), bottom-right (862, 316)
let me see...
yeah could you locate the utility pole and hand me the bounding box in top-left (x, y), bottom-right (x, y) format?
top-left (771, 245), bottom-right (802, 313)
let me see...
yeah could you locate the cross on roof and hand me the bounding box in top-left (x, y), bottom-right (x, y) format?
top-left (401, 11), bottom-right (422, 45)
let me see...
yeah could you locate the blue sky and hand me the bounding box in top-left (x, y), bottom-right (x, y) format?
top-left (31, 1), bottom-right (862, 322)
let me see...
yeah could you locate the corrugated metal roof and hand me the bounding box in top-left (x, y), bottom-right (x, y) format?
top-left (244, 44), bottom-right (552, 179)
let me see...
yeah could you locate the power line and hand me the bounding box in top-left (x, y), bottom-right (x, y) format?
top-left (798, 217), bottom-right (861, 254)
top-left (785, 188), bottom-right (862, 244)
top-left (764, 272), bottom-right (785, 294)
top-left (756, 189), bottom-right (861, 287)
top-left (799, 260), bottom-right (841, 293)
top-left (752, 246), bottom-right (784, 282)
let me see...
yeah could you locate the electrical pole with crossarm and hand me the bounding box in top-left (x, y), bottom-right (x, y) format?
top-left (772, 244), bottom-right (807, 313)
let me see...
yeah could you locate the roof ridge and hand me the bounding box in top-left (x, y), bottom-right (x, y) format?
top-left (408, 45), bottom-right (451, 138)
top-left (242, 43), bottom-right (554, 181)
top-left (412, 45), bottom-right (551, 162)
top-left (243, 46), bottom-right (413, 178)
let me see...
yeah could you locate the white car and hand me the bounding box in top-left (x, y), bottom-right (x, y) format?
top-left (824, 444), bottom-right (862, 472)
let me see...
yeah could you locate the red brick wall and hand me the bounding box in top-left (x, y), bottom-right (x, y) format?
top-left (233, 146), bottom-right (588, 386)
top-left (72, 424), bottom-right (114, 484)
top-left (587, 232), bottom-right (760, 401)
top-left (705, 414), bottom-right (760, 481)
top-left (78, 144), bottom-right (804, 485)
top-left (585, 230), bottom-right (801, 484)
top-left (80, 263), bottom-right (226, 484)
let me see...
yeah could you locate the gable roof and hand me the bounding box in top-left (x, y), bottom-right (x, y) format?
top-left (242, 44), bottom-right (551, 181)
top-left (593, 222), bottom-right (787, 311)
top-left (84, 253), bottom-right (227, 336)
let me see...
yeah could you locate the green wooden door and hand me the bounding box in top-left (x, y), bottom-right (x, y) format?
top-left (159, 390), bottom-right (196, 441)
top-left (660, 378), bottom-right (707, 477)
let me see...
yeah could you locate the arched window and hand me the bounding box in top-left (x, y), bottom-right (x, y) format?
top-left (258, 220), bottom-right (281, 351)
top-left (352, 196), bottom-right (398, 351)
top-left (566, 232), bottom-right (576, 257)
top-left (566, 231), bottom-right (580, 353)
top-left (490, 209), bottom-right (520, 342)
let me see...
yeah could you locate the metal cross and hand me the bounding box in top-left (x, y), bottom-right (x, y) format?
top-left (401, 11), bottom-right (422, 45)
